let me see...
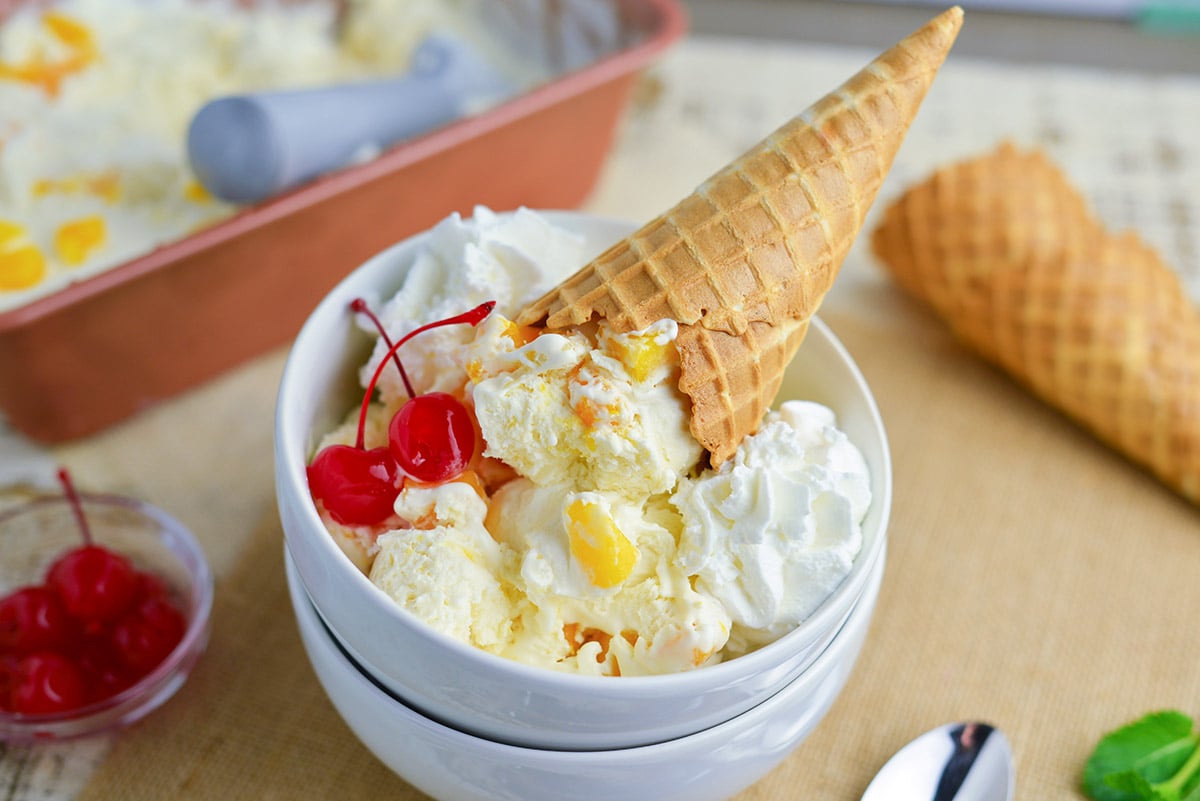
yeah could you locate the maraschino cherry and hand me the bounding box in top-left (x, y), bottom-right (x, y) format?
top-left (307, 299), bottom-right (495, 526)
top-left (0, 469), bottom-right (188, 715)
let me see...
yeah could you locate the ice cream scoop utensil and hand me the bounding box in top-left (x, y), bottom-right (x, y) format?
top-left (187, 0), bottom-right (628, 205)
top-left (187, 33), bottom-right (512, 204)
top-left (862, 722), bottom-right (1014, 801)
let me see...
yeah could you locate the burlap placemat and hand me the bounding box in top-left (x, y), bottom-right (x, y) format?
top-left (69, 285), bottom-right (1198, 800)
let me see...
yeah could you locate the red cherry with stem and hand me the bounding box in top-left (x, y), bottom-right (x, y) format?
top-left (10, 652), bottom-right (88, 715)
top-left (306, 446), bottom-right (399, 526)
top-left (353, 299), bottom-right (486, 483)
top-left (0, 587), bottom-right (73, 654)
top-left (45, 469), bottom-right (138, 623)
top-left (353, 299), bottom-right (494, 451)
top-left (76, 638), bottom-right (136, 703)
top-left (131, 570), bottom-right (172, 603)
top-left (388, 393), bottom-right (476, 482)
top-left (46, 545), bottom-right (138, 624)
top-left (303, 297), bottom-right (416, 527)
top-left (306, 299), bottom-right (495, 525)
top-left (112, 596), bottom-right (186, 675)
top-left (0, 654), bottom-right (19, 711)
top-left (350, 298), bottom-right (416, 399)
top-left (361, 301), bottom-right (494, 477)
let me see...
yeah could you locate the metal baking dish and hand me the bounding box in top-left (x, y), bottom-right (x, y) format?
top-left (0, 0), bottom-right (685, 443)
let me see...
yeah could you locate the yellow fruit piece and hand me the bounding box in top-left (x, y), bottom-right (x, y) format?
top-left (32, 172), bottom-right (121, 203)
top-left (572, 395), bottom-right (620, 430)
top-left (42, 12), bottom-right (96, 52)
top-left (0, 12), bottom-right (97, 95)
top-left (55, 216), bottom-right (106, 266)
top-left (565, 498), bottom-right (639, 589)
top-left (0, 245), bottom-right (47, 290)
top-left (609, 332), bottom-right (669, 383)
top-left (501, 320), bottom-right (540, 348)
top-left (0, 220), bottom-right (25, 246)
top-left (184, 179), bottom-right (211, 203)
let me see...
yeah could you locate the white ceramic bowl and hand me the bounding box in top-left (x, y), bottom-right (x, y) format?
top-left (274, 211), bottom-right (892, 750)
top-left (286, 544), bottom-right (882, 801)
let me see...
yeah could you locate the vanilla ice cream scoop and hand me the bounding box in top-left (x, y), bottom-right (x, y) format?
top-left (487, 478), bottom-right (731, 676)
top-left (362, 207), bottom-right (587, 405)
top-left (674, 400), bottom-right (871, 653)
top-left (309, 208), bottom-right (879, 677)
top-left (468, 315), bottom-right (703, 499)
top-left (369, 482), bottom-right (514, 653)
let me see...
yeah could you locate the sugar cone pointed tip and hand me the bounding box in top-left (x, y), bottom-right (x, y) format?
top-left (517, 7), bottom-right (964, 465)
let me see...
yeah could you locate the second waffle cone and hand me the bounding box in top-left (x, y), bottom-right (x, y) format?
top-left (519, 7), bottom-right (963, 465)
top-left (872, 143), bottom-right (1200, 504)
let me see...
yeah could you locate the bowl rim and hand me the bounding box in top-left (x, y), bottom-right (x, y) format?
top-left (0, 492), bottom-right (214, 738)
top-left (287, 541), bottom-right (884, 759)
top-left (276, 208), bottom-right (892, 693)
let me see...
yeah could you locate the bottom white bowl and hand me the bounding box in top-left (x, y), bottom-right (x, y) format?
top-left (286, 547), bottom-right (884, 801)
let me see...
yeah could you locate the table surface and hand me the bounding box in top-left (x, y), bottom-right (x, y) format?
top-left (3, 14), bottom-right (1200, 801)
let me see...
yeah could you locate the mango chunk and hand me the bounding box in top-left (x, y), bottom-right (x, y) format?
top-left (0, 249), bottom-right (46, 292)
top-left (565, 497), bottom-right (639, 589)
top-left (609, 332), bottom-right (669, 383)
top-left (0, 220), bottom-right (46, 290)
top-left (0, 11), bottom-right (97, 95)
top-left (55, 215), bottom-right (106, 266)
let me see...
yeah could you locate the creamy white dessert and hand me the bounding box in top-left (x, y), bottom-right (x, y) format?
top-left (360, 207), bottom-right (588, 407)
top-left (468, 315), bottom-right (702, 499)
top-left (0, 0), bottom-right (490, 312)
top-left (311, 208), bottom-right (872, 676)
top-left (674, 400), bottom-right (871, 655)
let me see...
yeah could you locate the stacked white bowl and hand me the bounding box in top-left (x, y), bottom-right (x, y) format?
top-left (274, 213), bottom-right (893, 801)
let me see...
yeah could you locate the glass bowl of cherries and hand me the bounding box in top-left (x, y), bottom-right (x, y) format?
top-left (0, 470), bottom-right (213, 742)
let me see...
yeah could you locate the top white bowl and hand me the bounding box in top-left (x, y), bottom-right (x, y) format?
top-left (274, 211), bottom-right (892, 750)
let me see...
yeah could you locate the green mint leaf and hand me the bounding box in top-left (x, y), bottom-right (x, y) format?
top-left (1104, 771), bottom-right (1172, 800)
top-left (1083, 711), bottom-right (1199, 801)
top-left (1104, 772), bottom-right (1171, 801)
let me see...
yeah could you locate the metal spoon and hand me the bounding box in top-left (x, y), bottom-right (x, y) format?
top-left (862, 722), bottom-right (1014, 801)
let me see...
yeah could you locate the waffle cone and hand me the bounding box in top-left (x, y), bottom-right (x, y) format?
top-left (519, 7), bottom-right (963, 465)
top-left (872, 143), bottom-right (1200, 504)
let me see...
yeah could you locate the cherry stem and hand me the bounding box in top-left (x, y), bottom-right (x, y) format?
top-left (56, 468), bottom-right (93, 546)
top-left (350, 298), bottom-right (416, 403)
top-left (354, 301), bottom-right (496, 450)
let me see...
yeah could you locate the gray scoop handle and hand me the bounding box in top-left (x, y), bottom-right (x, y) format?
top-left (187, 34), bottom-right (511, 204)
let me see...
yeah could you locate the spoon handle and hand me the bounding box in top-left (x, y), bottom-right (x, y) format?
top-left (186, 34), bottom-right (512, 204)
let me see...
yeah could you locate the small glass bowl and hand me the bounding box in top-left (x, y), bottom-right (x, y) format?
top-left (0, 492), bottom-right (213, 742)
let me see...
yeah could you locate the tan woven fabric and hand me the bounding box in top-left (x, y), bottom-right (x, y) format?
top-left (64, 291), bottom-right (1199, 800)
top-left (518, 7), bottom-right (963, 466)
top-left (40, 19), bottom-right (1196, 800)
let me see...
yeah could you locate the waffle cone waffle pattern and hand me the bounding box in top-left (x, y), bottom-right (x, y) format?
top-left (871, 143), bottom-right (1200, 504)
top-left (518, 7), bottom-right (963, 465)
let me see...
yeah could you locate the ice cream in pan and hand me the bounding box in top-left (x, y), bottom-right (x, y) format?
top-left (306, 7), bottom-right (963, 675)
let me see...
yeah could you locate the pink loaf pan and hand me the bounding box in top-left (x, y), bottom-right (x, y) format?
top-left (0, 0), bottom-right (686, 443)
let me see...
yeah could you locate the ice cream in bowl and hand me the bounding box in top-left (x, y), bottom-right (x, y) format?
top-left (275, 7), bottom-right (961, 751)
top-left (284, 534), bottom-right (883, 801)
